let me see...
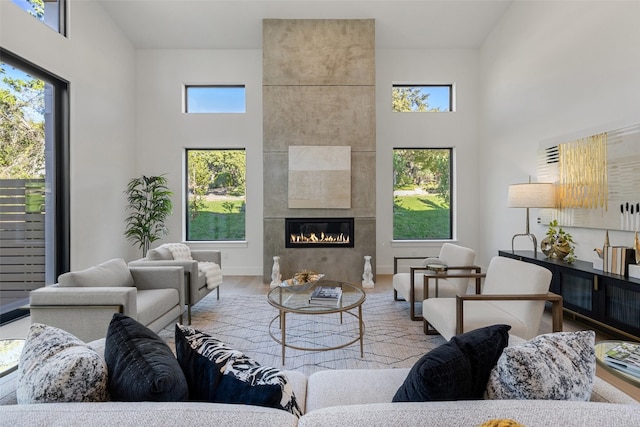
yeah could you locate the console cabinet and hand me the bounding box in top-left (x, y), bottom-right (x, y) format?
top-left (499, 250), bottom-right (640, 341)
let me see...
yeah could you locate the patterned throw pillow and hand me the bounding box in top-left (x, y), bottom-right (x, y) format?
top-left (392, 324), bottom-right (511, 402)
top-left (17, 323), bottom-right (109, 404)
top-left (485, 330), bottom-right (596, 400)
top-left (175, 324), bottom-right (302, 417)
top-left (105, 313), bottom-right (188, 402)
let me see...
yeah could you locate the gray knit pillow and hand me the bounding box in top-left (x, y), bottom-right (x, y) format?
top-left (485, 331), bottom-right (595, 400)
top-left (17, 323), bottom-right (109, 403)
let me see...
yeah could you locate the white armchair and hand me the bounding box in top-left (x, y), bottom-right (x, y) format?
top-left (423, 256), bottom-right (562, 341)
top-left (393, 243), bottom-right (478, 320)
top-left (129, 246), bottom-right (222, 324)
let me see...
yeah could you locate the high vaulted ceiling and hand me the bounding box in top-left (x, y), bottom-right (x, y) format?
top-left (98, 0), bottom-right (512, 49)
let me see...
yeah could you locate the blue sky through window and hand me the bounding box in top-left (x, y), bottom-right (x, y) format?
top-left (186, 86), bottom-right (246, 113)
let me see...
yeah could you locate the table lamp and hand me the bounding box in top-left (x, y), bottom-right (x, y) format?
top-left (508, 182), bottom-right (556, 257)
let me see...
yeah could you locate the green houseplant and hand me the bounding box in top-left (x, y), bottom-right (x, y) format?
top-left (124, 175), bottom-right (173, 257)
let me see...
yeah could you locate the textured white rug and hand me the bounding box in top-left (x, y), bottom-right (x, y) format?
top-left (159, 291), bottom-right (446, 376)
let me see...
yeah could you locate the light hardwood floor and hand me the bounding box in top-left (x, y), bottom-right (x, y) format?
top-left (223, 274), bottom-right (640, 402)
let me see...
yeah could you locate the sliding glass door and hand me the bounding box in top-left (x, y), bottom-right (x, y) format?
top-left (0, 50), bottom-right (69, 324)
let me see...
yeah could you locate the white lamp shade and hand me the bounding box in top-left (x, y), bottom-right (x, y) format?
top-left (507, 183), bottom-right (556, 208)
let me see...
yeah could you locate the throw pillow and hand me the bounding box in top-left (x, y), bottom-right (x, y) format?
top-left (57, 258), bottom-right (135, 287)
top-left (484, 330), bottom-right (596, 401)
top-left (104, 313), bottom-right (188, 401)
top-left (147, 247), bottom-right (173, 260)
top-left (175, 324), bottom-right (302, 417)
top-left (392, 324), bottom-right (511, 402)
top-left (17, 323), bottom-right (109, 404)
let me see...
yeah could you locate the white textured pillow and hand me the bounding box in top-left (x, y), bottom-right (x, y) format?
top-left (58, 258), bottom-right (134, 287)
top-left (17, 324), bottom-right (109, 403)
top-left (485, 330), bottom-right (595, 401)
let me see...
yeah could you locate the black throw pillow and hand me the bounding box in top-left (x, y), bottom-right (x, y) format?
top-left (392, 324), bottom-right (511, 402)
top-left (104, 313), bottom-right (188, 401)
top-left (175, 324), bottom-right (302, 417)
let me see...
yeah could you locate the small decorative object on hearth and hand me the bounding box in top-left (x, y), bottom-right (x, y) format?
top-left (362, 255), bottom-right (374, 289)
top-left (541, 220), bottom-right (576, 263)
top-left (270, 256), bottom-right (282, 289)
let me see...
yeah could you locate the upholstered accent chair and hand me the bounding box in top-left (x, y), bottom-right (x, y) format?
top-left (129, 246), bottom-right (222, 324)
top-left (29, 258), bottom-right (184, 342)
top-left (393, 243), bottom-right (479, 320)
top-left (423, 256), bottom-right (563, 341)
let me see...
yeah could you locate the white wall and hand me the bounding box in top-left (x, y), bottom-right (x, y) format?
top-left (0, 1), bottom-right (137, 270)
top-left (479, 1), bottom-right (640, 267)
top-left (135, 50), bottom-right (264, 275)
top-left (376, 49), bottom-right (481, 273)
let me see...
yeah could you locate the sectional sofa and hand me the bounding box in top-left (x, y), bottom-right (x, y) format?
top-left (1, 365), bottom-right (639, 426)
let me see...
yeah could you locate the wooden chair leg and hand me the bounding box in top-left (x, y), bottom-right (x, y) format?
top-left (423, 319), bottom-right (438, 335)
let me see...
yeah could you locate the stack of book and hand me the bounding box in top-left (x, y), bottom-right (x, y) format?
top-left (604, 342), bottom-right (640, 378)
top-left (309, 285), bottom-right (342, 306)
top-left (603, 246), bottom-right (635, 275)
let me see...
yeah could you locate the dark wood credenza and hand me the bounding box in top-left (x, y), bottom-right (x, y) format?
top-left (499, 250), bottom-right (640, 341)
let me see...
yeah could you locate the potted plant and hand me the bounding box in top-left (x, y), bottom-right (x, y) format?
top-left (541, 220), bottom-right (576, 263)
top-left (124, 175), bottom-right (173, 257)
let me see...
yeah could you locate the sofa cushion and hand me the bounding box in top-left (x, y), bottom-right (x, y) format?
top-left (136, 288), bottom-right (180, 326)
top-left (58, 258), bottom-right (134, 288)
top-left (485, 330), bottom-right (596, 400)
top-left (147, 247), bottom-right (174, 261)
top-left (105, 313), bottom-right (188, 402)
top-left (175, 324), bottom-right (302, 417)
top-left (16, 323), bottom-right (109, 404)
top-left (393, 324), bottom-right (511, 402)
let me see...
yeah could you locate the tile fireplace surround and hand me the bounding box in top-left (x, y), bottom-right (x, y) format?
top-left (262, 19), bottom-right (376, 284)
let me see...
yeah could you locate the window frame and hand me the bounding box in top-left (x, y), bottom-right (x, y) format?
top-left (184, 148), bottom-right (247, 242)
top-left (392, 147), bottom-right (454, 242)
top-left (11, 0), bottom-right (67, 36)
top-left (392, 83), bottom-right (454, 112)
top-left (184, 84), bottom-right (246, 114)
top-left (0, 48), bottom-right (70, 323)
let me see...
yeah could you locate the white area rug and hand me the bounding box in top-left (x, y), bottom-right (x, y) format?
top-left (159, 291), bottom-right (446, 376)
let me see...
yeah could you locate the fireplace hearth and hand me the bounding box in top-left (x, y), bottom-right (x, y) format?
top-left (285, 217), bottom-right (354, 248)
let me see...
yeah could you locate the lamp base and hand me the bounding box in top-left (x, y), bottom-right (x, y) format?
top-left (511, 233), bottom-right (538, 258)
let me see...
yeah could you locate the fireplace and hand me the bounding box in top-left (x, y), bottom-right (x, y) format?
top-left (285, 217), bottom-right (354, 248)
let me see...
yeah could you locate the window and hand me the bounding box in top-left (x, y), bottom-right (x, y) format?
top-left (392, 84), bottom-right (453, 112)
top-left (393, 148), bottom-right (452, 240)
top-left (11, 0), bottom-right (67, 35)
top-left (185, 149), bottom-right (246, 241)
top-left (1, 49), bottom-right (70, 324)
top-left (184, 85), bottom-right (246, 113)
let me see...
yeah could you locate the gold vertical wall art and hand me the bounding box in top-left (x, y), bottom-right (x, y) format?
top-left (558, 132), bottom-right (608, 210)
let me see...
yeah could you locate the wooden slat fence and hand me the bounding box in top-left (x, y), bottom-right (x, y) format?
top-left (0, 179), bottom-right (46, 313)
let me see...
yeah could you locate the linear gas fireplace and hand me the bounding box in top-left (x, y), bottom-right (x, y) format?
top-left (285, 217), bottom-right (354, 248)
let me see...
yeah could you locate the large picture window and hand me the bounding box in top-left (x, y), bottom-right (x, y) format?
top-left (185, 149), bottom-right (246, 241)
top-left (393, 148), bottom-right (452, 240)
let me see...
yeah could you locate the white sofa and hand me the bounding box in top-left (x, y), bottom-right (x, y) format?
top-left (1, 366), bottom-right (638, 426)
top-left (2, 319), bottom-right (638, 426)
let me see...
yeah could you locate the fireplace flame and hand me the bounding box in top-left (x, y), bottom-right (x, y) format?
top-left (290, 232), bottom-right (350, 244)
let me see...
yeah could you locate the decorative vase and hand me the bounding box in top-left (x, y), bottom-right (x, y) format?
top-left (362, 255), bottom-right (374, 288)
top-left (270, 256), bottom-right (281, 289)
top-left (541, 238), bottom-right (571, 260)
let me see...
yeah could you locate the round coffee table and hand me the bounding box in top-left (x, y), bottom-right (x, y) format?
top-left (0, 339), bottom-right (25, 378)
top-left (595, 340), bottom-right (640, 387)
top-left (267, 279), bottom-right (366, 365)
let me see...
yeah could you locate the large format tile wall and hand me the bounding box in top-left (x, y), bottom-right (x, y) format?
top-left (262, 19), bottom-right (376, 284)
